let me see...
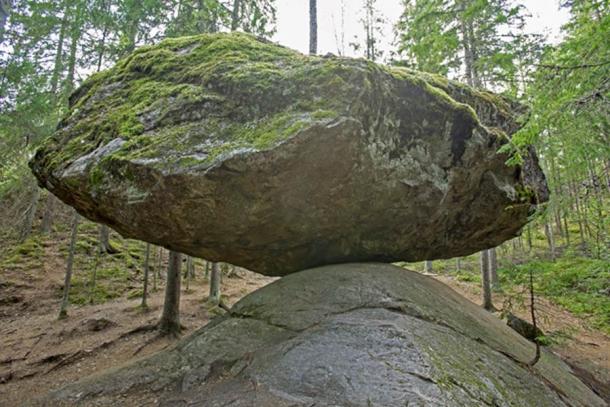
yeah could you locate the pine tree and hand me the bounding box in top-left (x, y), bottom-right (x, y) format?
top-left (396, 0), bottom-right (533, 89)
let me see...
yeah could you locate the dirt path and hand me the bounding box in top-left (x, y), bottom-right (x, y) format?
top-left (0, 248), bottom-right (275, 407)
top-left (1, 259), bottom-right (608, 406)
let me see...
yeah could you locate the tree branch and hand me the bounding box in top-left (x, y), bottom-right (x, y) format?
top-left (536, 60), bottom-right (610, 70)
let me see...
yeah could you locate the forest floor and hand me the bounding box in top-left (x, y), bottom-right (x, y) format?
top-left (0, 236), bottom-right (608, 405)
top-left (433, 274), bottom-right (610, 388)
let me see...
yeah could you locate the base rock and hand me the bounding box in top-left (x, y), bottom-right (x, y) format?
top-left (32, 264), bottom-right (603, 407)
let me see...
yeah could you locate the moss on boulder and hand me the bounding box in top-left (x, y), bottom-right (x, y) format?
top-left (31, 33), bottom-right (548, 276)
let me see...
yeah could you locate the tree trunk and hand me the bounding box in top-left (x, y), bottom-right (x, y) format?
top-left (50, 0), bottom-right (69, 94)
top-left (309, 0), bottom-right (317, 55)
top-left (231, 0), bottom-right (241, 31)
top-left (423, 260), bottom-right (433, 273)
top-left (142, 243), bottom-right (150, 308)
top-left (548, 156), bottom-right (564, 238)
top-left (586, 158), bottom-right (606, 258)
top-left (562, 210), bottom-right (570, 246)
top-left (96, 7), bottom-right (109, 72)
top-left (187, 256), bottom-right (195, 279)
top-left (488, 248), bottom-right (499, 291)
top-left (604, 158), bottom-right (610, 193)
top-left (526, 224), bottom-right (533, 252)
top-left (467, 20), bottom-right (481, 87)
top-left (159, 250), bottom-right (182, 336)
top-left (554, 209), bottom-right (563, 240)
top-left (157, 247), bottom-right (165, 280)
top-left (460, 16), bottom-right (474, 86)
top-left (209, 262), bottom-right (221, 304)
top-left (98, 224), bottom-right (117, 254)
top-left (64, 0), bottom-right (83, 97)
top-left (455, 258), bottom-right (461, 272)
top-left (152, 246), bottom-right (158, 291)
top-left (480, 250), bottom-right (493, 310)
top-left (40, 193), bottom-right (57, 235)
top-left (205, 261), bottom-right (210, 279)
top-left (88, 247), bottom-right (101, 304)
top-left (185, 256), bottom-right (193, 291)
top-left (570, 179), bottom-right (586, 246)
top-left (20, 187), bottom-right (40, 242)
top-left (59, 209), bottom-right (79, 319)
top-left (0, 0), bottom-right (10, 45)
top-left (544, 222), bottom-right (556, 261)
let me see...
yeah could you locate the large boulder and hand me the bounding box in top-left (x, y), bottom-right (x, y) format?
top-left (33, 264), bottom-right (603, 406)
top-left (30, 33), bottom-right (548, 276)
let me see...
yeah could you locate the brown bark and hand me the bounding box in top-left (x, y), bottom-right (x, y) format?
top-left (142, 243), bottom-right (150, 308)
top-left (59, 209), bottom-right (79, 319)
top-left (159, 250), bottom-right (182, 336)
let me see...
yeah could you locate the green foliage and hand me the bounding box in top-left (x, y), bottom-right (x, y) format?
top-left (396, 0), bottom-right (461, 75)
top-left (351, 0), bottom-right (386, 61)
top-left (166, 0), bottom-right (277, 38)
top-left (512, 2), bottom-right (609, 258)
top-left (0, 0), bottom-right (277, 202)
top-left (395, 0), bottom-right (539, 91)
top-left (0, 236), bottom-right (45, 270)
top-left (501, 257), bottom-right (610, 333)
top-left (67, 221), bottom-right (146, 305)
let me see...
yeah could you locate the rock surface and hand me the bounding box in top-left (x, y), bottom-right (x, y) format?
top-left (32, 264), bottom-right (603, 407)
top-left (31, 33), bottom-right (548, 276)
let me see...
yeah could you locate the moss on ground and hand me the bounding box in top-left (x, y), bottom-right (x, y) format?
top-left (41, 219), bottom-right (152, 305)
top-left (0, 236), bottom-right (45, 271)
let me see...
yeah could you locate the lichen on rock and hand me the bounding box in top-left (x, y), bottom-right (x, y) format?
top-left (30, 32), bottom-right (549, 276)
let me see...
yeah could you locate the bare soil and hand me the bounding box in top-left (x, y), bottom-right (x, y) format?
top-left (0, 240), bottom-right (275, 406)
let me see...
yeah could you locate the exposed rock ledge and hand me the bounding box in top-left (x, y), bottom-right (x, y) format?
top-left (31, 264), bottom-right (603, 407)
